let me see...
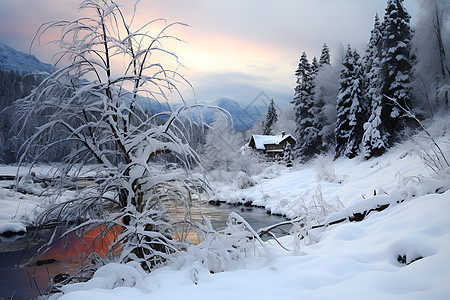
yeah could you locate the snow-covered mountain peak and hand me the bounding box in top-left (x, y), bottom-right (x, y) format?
top-left (214, 97), bottom-right (241, 109)
top-left (200, 97), bottom-right (264, 130)
top-left (0, 42), bottom-right (52, 74)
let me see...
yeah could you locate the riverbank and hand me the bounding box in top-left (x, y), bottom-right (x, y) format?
top-left (1, 118), bottom-right (450, 299)
top-left (54, 188), bottom-right (450, 300)
top-left (49, 118), bottom-right (450, 299)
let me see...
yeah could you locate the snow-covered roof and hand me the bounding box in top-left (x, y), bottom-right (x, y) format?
top-left (250, 134), bottom-right (296, 150)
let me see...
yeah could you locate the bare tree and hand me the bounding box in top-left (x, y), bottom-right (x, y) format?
top-left (413, 0), bottom-right (450, 113)
top-left (15, 0), bottom-right (205, 272)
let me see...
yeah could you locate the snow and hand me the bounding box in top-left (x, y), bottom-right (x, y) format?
top-left (0, 187), bottom-right (40, 225)
top-left (0, 164), bottom-right (102, 227)
top-left (0, 219), bottom-right (26, 235)
top-left (214, 129), bottom-right (450, 220)
top-left (2, 121), bottom-right (450, 299)
top-left (55, 190), bottom-right (450, 300)
top-left (251, 134), bottom-right (295, 150)
top-left (0, 42), bottom-right (52, 74)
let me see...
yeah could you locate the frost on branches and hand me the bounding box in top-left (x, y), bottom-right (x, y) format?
top-left (15, 0), bottom-right (205, 272)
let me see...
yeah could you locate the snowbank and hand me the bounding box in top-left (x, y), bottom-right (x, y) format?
top-left (56, 189), bottom-right (450, 299)
top-left (213, 135), bottom-right (446, 221)
top-left (0, 219), bottom-right (26, 236)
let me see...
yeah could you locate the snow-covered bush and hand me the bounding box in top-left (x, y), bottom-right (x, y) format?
top-left (200, 114), bottom-right (265, 186)
top-left (412, 118), bottom-right (450, 176)
top-left (201, 113), bottom-right (244, 172)
top-left (386, 97), bottom-right (449, 176)
top-left (315, 155), bottom-right (338, 183)
top-left (234, 171), bottom-right (256, 189)
top-left (187, 213), bottom-right (267, 273)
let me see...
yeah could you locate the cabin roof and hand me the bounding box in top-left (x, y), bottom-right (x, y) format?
top-left (250, 134), bottom-right (296, 150)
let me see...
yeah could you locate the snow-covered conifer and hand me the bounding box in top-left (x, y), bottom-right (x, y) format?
top-left (311, 57), bottom-right (320, 75)
top-left (362, 14), bottom-right (388, 158)
top-left (319, 43), bottom-right (331, 67)
top-left (335, 45), bottom-right (367, 158)
top-left (380, 0), bottom-right (414, 140)
top-left (292, 52), bottom-right (320, 160)
top-left (312, 45), bottom-right (340, 152)
top-left (263, 99), bottom-right (278, 135)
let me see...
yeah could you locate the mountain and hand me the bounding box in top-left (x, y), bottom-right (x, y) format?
top-left (151, 97), bottom-right (265, 131)
top-left (0, 42), bottom-right (52, 73)
top-left (0, 42), bottom-right (263, 131)
top-left (201, 97), bottom-right (265, 131)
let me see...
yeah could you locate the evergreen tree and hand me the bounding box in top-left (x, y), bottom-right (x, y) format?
top-left (380, 0), bottom-right (414, 140)
top-left (335, 45), bottom-right (367, 159)
top-left (263, 98), bottom-right (278, 135)
top-left (291, 52), bottom-right (319, 160)
top-left (362, 14), bottom-right (388, 158)
top-left (309, 56), bottom-right (324, 153)
top-left (364, 14), bottom-right (383, 78)
top-left (311, 57), bottom-right (320, 75)
top-left (312, 43), bottom-right (337, 153)
top-left (319, 43), bottom-right (331, 67)
top-left (0, 70), bottom-right (53, 163)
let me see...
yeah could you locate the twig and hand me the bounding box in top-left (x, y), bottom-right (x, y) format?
top-left (267, 232), bottom-right (290, 251)
top-left (385, 95), bottom-right (449, 169)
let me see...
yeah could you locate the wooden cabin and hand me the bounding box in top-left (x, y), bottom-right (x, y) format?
top-left (248, 132), bottom-right (296, 157)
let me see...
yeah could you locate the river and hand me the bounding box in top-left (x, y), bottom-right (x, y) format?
top-left (0, 202), bottom-right (288, 299)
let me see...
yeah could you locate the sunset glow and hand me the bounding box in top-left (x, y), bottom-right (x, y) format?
top-left (0, 0), bottom-right (419, 105)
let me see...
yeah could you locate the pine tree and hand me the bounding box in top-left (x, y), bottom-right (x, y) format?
top-left (291, 52), bottom-right (319, 160)
top-left (319, 43), bottom-right (331, 67)
top-left (335, 45), bottom-right (367, 159)
top-left (311, 57), bottom-right (320, 75)
top-left (263, 98), bottom-right (278, 135)
top-left (309, 56), bottom-right (323, 153)
top-left (312, 43), bottom-right (336, 153)
top-left (362, 14), bottom-right (388, 158)
top-left (380, 0), bottom-right (414, 140)
top-left (350, 50), bottom-right (369, 154)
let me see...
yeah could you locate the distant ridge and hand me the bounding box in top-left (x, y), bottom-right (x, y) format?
top-left (195, 97), bottom-right (265, 131)
top-left (0, 42), bottom-right (52, 74)
top-left (0, 42), bottom-right (263, 130)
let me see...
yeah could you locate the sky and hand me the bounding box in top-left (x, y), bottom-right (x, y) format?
top-left (0, 0), bottom-right (419, 107)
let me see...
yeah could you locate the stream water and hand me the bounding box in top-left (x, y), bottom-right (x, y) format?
top-left (0, 202), bottom-right (287, 299)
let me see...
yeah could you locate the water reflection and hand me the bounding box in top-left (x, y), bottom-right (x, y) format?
top-left (166, 200), bottom-right (288, 239)
top-left (0, 202), bottom-right (287, 299)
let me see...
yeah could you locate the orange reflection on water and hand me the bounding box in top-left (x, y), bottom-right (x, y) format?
top-left (41, 225), bottom-right (124, 260)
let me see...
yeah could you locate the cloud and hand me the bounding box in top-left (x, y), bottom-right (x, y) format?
top-left (0, 0), bottom-right (419, 108)
top-left (186, 71), bottom-right (293, 106)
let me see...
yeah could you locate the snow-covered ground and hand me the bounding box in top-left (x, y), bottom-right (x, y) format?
top-left (214, 136), bottom-right (445, 220)
top-left (56, 189), bottom-right (450, 300)
top-left (48, 120), bottom-right (450, 299)
top-left (0, 164), bottom-right (100, 234)
top-left (1, 120), bottom-right (450, 299)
